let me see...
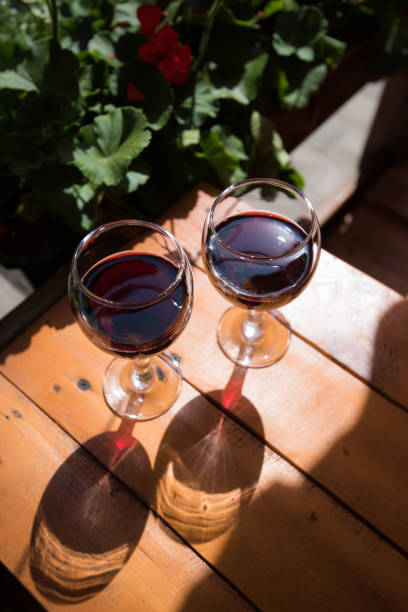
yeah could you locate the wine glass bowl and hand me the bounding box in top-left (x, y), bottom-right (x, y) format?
top-left (202, 178), bottom-right (321, 367)
top-left (69, 220), bottom-right (193, 420)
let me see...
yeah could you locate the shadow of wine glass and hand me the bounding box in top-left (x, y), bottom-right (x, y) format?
top-left (153, 364), bottom-right (265, 544)
top-left (29, 421), bottom-right (152, 604)
top-left (180, 300), bottom-right (408, 611)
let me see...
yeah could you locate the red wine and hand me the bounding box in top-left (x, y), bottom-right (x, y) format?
top-left (203, 212), bottom-right (313, 310)
top-left (77, 251), bottom-right (191, 357)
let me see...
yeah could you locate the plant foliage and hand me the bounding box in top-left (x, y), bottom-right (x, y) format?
top-left (0, 0), bottom-right (406, 240)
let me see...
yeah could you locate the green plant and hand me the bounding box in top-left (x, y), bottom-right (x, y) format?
top-left (0, 0), bottom-right (406, 255)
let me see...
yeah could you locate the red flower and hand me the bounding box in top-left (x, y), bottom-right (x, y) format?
top-left (138, 39), bottom-right (161, 63)
top-left (137, 5), bottom-right (192, 86)
top-left (126, 82), bottom-right (145, 101)
top-left (152, 24), bottom-right (179, 55)
top-left (138, 24), bottom-right (179, 64)
top-left (137, 3), bottom-right (162, 37)
top-left (158, 44), bottom-right (192, 85)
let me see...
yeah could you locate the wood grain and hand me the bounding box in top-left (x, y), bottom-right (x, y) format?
top-left (0, 297), bottom-right (408, 610)
top-left (172, 267), bottom-right (408, 551)
top-left (324, 157), bottom-right (408, 297)
top-left (0, 375), bottom-right (252, 612)
top-left (2, 185), bottom-right (408, 611)
top-left (283, 250), bottom-right (408, 408)
top-left (289, 80), bottom-right (386, 224)
top-left (366, 161), bottom-right (408, 224)
top-left (160, 186), bottom-right (408, 408)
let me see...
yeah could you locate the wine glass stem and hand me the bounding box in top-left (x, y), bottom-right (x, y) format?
top-left (242, 309), bottom-right (265, 344)
top-left (129, 357), bottom-right (154, 392)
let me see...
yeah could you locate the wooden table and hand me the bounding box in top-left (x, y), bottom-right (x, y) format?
top-left (1, 186), bottom-right (407, 611)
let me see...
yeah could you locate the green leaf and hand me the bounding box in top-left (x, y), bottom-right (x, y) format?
top-left (216, 126), bottom-right (249, 162)
top-left (166, 1), bottom-right (184, 24)
top-left (283, 0), bottom-right (299, 10)
top-left (296, 46), bottom-right (314, 62)
top-left (96, 110), bottom-right (123, 156)
top-left (283, 64), bottom-right (327, 108)
top-left (217, 3), bottom-right (259, 28)
top-left (0, 39), bottom-right (19, 67)
top-left (178, 69), bottom-right (221, 127)
top-left (280, 167), bottom-right (304, 190)
top-left (197, 125), bottom-right (247, 186)
top-left (0, 69), bottom-right (38, 92)
top-left (113, 2), bottom-right (141, 28)
top-left (274, 65), bottom-right (290, 99)
top-left (28, 164), bottom-right (95, 231)
top-left (226, 52), bottom-right (269, 104)
top-left (180, 51), bottom-right (268, 128)
top-left (108, 160), bottom-right (151, 196)
top-left (181, 129), bottom-right (200, 147)
top-left (88, 31), bottom-right (120, 66)
top-left (273, 6), bottom-right (327, 57)
top-left (9, 40), bottom-right (79, 98)
top-left (125, 168), bottom-right (150, 191)
top-left (73, 107), bottom-right (151, 187)
top-left (320, 35), bottom-right (346, 68)
top-left (385, 16), bottom-right (408, 56)
top-left (23, 39), bottom-right (49, 89)
top-left (271, 130), bottom-right (291, 167)
top-left (250, 111), bottom-right (291, 177)
top-left (77, 60), bottom-right (107, 99)
top-left (57, 182), bottom-right (97, 232)
top-left (272, 33), bottom-right (295, 57)
top-left (263, 1), bottom-right (285, 18)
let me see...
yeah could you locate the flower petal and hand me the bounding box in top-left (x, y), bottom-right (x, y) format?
top-left (137, 3), bottom-right (162, 37)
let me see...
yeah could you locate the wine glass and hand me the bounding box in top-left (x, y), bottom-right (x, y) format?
top-left (202, 178), bottom-right (321, 367)
top-left (69, 220), bottom-right (193, 420)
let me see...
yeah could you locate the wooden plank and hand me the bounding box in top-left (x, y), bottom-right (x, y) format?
top-left (364, 161), bottom-right (408, 224)
top-left (172, 268), bottom-right (408, 549)
top-left (0, 375), bottom-right (252, 612)
top-left (325, 206), bottom-right (408, 296)
top-left (290, 72), bottom-right (408, 225)
top-left (324, 159), bottom-right (408, 296)
top-left (358, 72), bottom-right (408, 184)
top-left (2, 190), bottom-right (407, 546)
top-left (159, 186), bottom-right (408, 408)
top-left (0, 264), bottom-right (69, 351)
top-left (323, 240), bottom-right (407, 298)
top-left (289, 80), bottom-right (386, 224)
top-left (283, 250), bottom-right (408, 407)
top-left (0, 264), bottom-right (33, 319)
top-left (1, 296), bottom-right (408, 610)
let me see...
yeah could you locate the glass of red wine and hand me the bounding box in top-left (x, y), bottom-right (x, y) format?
top-left (69, 220), bottom-right (193, 420)
top-left (202, 178), bottom-right (321, 367)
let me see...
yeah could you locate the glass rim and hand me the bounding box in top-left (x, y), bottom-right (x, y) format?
top-left (208, 177), bottom-right (319, 261)
top-left (71, 219), bottom-right (188, 309)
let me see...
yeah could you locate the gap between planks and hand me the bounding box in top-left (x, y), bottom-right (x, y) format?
top-left (0, 371), bottom-right (257, 612)
top-left (1, 351), bottom-right (407, 611)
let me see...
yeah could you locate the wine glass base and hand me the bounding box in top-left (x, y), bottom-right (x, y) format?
top-left (217, 307), bottom-right (291, 368)
top-left (103, 353), bottom-right (182, 421)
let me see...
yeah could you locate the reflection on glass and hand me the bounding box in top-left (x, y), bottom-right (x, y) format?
top-left (202, 178), bottom-right (321, 367)
top-left (68, 220), bottom-right (193, 420)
